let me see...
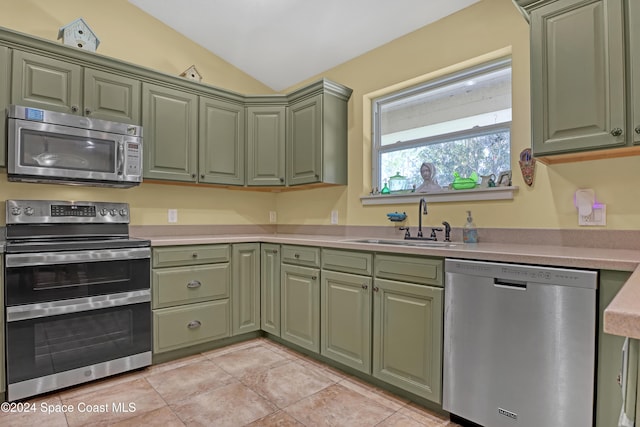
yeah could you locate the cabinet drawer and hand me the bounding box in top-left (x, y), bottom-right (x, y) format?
top-left (153, 244), bottom-right (230, 267)
top-left (152, 263), bottom-right (230, 309)
top-left (322, 248), bottom-right (373, 276)
top-left (153, 300), bottom-right (230, 354)
top-left (374, 254), bottom-right (443, 287)
top-left (281, 245), bottom-right (320, 267)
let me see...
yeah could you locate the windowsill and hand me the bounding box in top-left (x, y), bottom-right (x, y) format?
top-left (360, 186), bottom-right (518, 205)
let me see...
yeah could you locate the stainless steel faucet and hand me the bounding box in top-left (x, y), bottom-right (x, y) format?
top-left (417, 198), bottom-right (427, 237)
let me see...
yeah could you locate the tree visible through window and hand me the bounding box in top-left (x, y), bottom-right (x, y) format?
top-left (372, 58), bottom-right (512, 192)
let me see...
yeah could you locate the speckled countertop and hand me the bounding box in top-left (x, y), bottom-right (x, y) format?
top-left (145, 233), bottom-right (640, 339)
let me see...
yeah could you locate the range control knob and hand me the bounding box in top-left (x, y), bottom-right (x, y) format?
top-left (24, 207), bottom-right (34, 216)
top-left (99, 208), bottom-right (109, 216)
top-left (119, 208), bottom-right (128, 216)
top-left (11, 207), bottom-right (21, 216)
top-left (110, 209), bottom-right (117, 216)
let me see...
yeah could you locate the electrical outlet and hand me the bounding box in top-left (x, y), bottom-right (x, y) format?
top-left (331, 210), bottom-right (338, 224)
top-left (269, 211), bottom-right (277, 223)
top-left (579, 204), bottom-right (606, 226)
top-left (168, 209), bottom-right (178, 223)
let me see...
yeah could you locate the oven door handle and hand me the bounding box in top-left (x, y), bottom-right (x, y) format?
top-left (5, 247), bottom-right (151, 267)
top-left (6, 289), bottom-right (151, 322)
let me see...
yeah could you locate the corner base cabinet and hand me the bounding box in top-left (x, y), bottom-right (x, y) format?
top-left (232, 243), bottom-right (260, 335)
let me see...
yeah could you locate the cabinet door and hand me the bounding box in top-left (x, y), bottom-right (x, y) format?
top-left (0, 257), bottom-right (3, 394)
top-left (373, 278), bottom-right (443, 403)
top-left (281, 264), bottom-right (320, 352)
top-left (142, 83), bottom-right (198, 182)
top-left (84, 68), bottom-right (141, 124)
top-left (596, 270), bottom-right (633, 426)
top-left (232, 244), bottom-right (260, 335)
top-left (630, 0), bottom-right (640, 145)
top-left (199, 97), bottom-right (245, 185)
top-left (321, 270), bottom-right (372, 374)
top-left (11, 50), bottom-right (82, 114)
top-left (287, 94), bottom-right (323, 185)
top-left (261, 243), bottom-right (281, 336)
top-left (530, 0), bottom-right (625, 155)
top-left (0, 46), bottom-right (10, 168)
top-left (247, 105), bottom-right (286, 186)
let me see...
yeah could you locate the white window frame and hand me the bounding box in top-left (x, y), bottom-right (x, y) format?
top-left (371, 57), bottom-right (513, 194)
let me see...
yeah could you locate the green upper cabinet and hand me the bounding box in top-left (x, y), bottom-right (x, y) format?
top-left (83, 68), bottom-right (141, 124)
top-left (142, 82), bottom-right (198, 182)
top-left (12, 50), bottom-right (141, 124)
top-left (12, 50), bottom-right (81, 114)
top-left (528, 0), bottom-right (627, 157)
top-left (630, 0), bottom-right (640, 145)
top-left (199, 97), bottom-right (245, 185)
top-left (232, 243), bottom-right (260, 335)
top-left (286, 80), bottom-right (351, 186)
top-left (246, 104), bottom-right (286, 186)
top-left (0, 46), bottom-right (10, 168)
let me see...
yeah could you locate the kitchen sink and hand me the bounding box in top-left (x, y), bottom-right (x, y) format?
top-left (343, 238), bottom-right (459, 248)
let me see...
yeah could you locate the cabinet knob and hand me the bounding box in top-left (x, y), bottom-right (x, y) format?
top-left (191, 173), bottom-right (196, 179)
top-left (187, 280), bottom-right (202, 289)
top-left (187, 320), bottom-right (202, 329)
top-left (85, 108), bottom-right (91, 115)
top-left (71, 105), bottom-right (79, 113)
top-left (272, 249), bottom-right (278, 254)
top-left (610, 128), bottom-right (623, 137)
top-left (280, 177), bottom-right (284, 183)
top-left (361, 284), bottom-right (368, 290)
top-left (294, 253), bottom-right (300, 259)
top-left (373, 286), bottom-right (379, 292)
top-left (201, 174), bottom-right (205, 179)
top-left (192, 252), bottom-right (198, 258)
top-left (635, 125), bottom-right (640, 135)
top-left (311, 276), bottom-right (317, 280)
top-left (314, 174), bottom-right (319, 179)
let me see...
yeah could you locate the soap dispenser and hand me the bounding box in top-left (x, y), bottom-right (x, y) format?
top-left (463, 210), bottom-right (478, 243)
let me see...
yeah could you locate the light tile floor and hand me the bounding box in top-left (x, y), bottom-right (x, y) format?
top-left (0, 338), bottom-right (462, 427)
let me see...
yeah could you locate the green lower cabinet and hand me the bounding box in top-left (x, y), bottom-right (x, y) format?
top-left (153, 299), bottom-right (230, 354)
top-left (596, 270), bottom-right (636, 427)
top-left (281, 263), bottom-right (320, 352)
top-left (321, 270), bottom-right (372, 373)
top-left (372, 278), bottom-right (443, 403)
top-left (232, 244), bottom-right (260, 335)
top-left (261, 244), bottom-right (281, 336)
top-left (0, 257), bottom-right (4, 395)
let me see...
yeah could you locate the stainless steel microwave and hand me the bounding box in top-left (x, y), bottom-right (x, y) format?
top-left (7, 105), bottom-right (143, 188)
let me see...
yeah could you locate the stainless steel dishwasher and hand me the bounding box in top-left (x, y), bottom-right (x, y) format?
top-left (443, 259), bottom-right (598, 427)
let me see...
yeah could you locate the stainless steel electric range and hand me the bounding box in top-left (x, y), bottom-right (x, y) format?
top-left (3, 199), bottom-right (151, 401)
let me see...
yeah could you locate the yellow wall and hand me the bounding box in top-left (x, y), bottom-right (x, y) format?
top-left (277, 0), bottom-right (640, 230)
top-left (0, 0), bottom-right (276, 226)
top-left (1, 0), bottom-right (638, 230)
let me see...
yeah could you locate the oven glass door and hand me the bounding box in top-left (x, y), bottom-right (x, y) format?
top-left (9, 119), bottom-right (122, 180)
top-left (6, 302), bottom-right (151, 385)
top-left (5, 248), bottom-right (150, 306)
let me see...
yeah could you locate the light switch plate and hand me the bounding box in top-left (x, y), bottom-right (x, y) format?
top-left (269, 211), bottom-right (277, 223)
top-left (168, 209), bottom-right (178, 223)
top-left (331, 210), bottom-right (338, 224)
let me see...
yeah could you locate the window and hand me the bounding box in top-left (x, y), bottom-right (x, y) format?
top-left (372, 58), bottom-right (512, 192)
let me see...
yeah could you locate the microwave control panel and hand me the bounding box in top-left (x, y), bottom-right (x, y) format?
top-left (126, 142), bottom-right (141, 175)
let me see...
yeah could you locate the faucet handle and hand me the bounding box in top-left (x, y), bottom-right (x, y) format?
top-left (399, 226), bottom-right (411, 238)
top-left (430, 227), bottom-right (443, 240)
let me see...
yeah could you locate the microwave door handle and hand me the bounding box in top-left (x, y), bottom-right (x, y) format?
top-left (117, 140), bottom-right (124, 175)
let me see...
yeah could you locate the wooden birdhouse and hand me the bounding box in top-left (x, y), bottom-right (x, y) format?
top-left (180, 65), bottom-right (203, 82)
top-left (57, 18), bottom-right (100, 52)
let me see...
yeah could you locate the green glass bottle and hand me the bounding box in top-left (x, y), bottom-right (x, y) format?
top-left (381, 181), bottom-right (391, 194)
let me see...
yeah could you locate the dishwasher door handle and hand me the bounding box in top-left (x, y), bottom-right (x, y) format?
top-left (493, 278), bottom-right (527, 290)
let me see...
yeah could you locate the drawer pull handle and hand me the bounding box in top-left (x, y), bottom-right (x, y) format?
top-left (192, 252), bottom-right (198, 258)
top-left (187, 320), bottom-right (202, 329)
top-left (187, 280), bottom-right (202, 289)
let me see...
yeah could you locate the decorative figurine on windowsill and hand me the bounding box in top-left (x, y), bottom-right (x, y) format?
top-left (416, 162), bottom-right (442, 193)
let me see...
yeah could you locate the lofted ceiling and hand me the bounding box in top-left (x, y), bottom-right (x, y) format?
top-left (128, 0), bottom-right (481, 91)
